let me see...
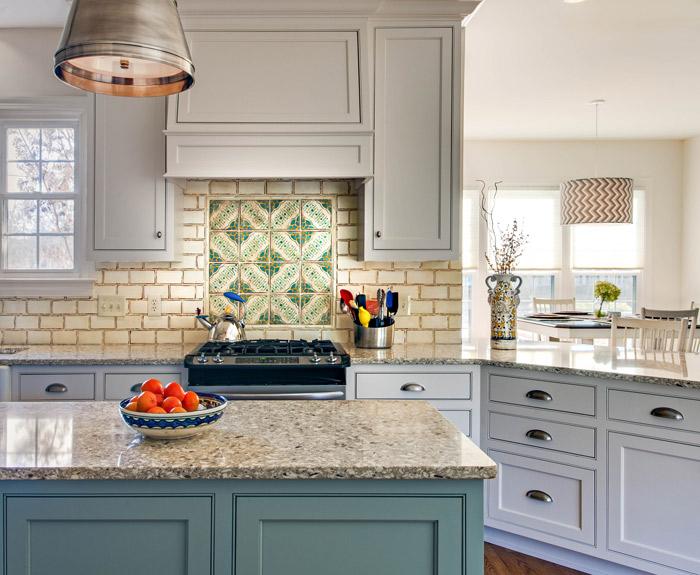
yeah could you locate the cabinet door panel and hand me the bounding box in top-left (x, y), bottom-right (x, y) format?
top-left (6, 496), bottom-right (212, 575)
top-left (104, 372), bottom-right (182, 400)
top-left (94, 95), bottom-right (166, 251)
top-left (235, 496), bottom-right (464, 575)
top-left (177, 31), bottom-right (360, 124)
top-left (608, 433), bottom-right (700, 574)
top-left (373, 28), bottom-right (453, 251)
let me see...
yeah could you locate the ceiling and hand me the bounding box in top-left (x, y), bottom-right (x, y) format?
top-left (465, 0), bottom-right (700, 139)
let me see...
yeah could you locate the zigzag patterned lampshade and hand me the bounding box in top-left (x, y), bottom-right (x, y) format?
top-left (560, 177), bottom-right (633, 224)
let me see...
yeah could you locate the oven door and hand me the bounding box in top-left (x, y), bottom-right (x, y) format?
top-left (188, 384), bottom-right (345, 400)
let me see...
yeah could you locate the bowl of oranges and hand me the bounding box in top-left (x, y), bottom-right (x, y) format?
top-left (119, 379), bottom-right (227, 439)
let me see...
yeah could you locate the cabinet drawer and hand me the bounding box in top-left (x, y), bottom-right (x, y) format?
top-left (488, 450), bottom-right (595, 546)
top-left (104, 372), bottom-right (182, 400)
top-left (355, 372), bottom-right (471, 400)
top-left (489, 373), bottom-right (595, 416)
top-left (608, 389), bottom-right (700, 433)
top-left (439, 409), bottom-right (471, 437)
top-left (19, 373), bottom-right (95, 401)
top-left (489, 412), bottom-right (596, 458)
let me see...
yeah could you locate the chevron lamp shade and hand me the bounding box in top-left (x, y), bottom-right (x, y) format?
top-left (560, 177), bottom-right (634, 224)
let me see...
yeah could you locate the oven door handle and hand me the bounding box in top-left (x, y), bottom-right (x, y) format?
top-left (220, 390), bottom-right (345, 400)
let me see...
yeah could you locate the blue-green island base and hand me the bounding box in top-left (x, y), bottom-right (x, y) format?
top-left (1, 478), bottom-right (485, 575)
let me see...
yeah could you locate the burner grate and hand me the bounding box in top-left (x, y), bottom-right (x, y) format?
top-left (196, 339), bottom-right (341, 357)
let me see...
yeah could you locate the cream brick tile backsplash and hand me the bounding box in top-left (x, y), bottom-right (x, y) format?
top-left (0, 180), bottom-right (463, 347)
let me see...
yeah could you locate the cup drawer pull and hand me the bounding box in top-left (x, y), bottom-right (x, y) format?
top-left (650, 407), bottom-right (684, 421)
top-left (400, 383), bottom-right (425, 392)
top-left (45, 383), bottom-right (68, 393)
top-left (525, 429), bottom-right (553, 442)
top-left (526, 490), bottom-right (553, 503)
top-left (525, 389), bottom-right (553, 402)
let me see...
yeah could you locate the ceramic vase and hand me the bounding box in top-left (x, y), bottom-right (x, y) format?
top-left (486, 273), bottom-right (522, 350)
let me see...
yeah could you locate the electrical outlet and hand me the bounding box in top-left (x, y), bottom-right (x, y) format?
top-left (398, 295), bottom-right (411, 316)
top-left (98, 295), bottom-right (126, 317)
top-left (147, 294), bottom-right (162, 317)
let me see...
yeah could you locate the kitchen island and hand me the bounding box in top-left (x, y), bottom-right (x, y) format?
top-left (0, 399), bottom-right (495, 575)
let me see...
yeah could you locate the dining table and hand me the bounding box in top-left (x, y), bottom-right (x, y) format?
top-left (517, 314), bottom-right (612, 343)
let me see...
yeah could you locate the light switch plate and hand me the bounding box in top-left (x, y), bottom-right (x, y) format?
top-left (398, 295), bottom-right (411, 316)
top-left (98, 295), bottom-right (126, 317)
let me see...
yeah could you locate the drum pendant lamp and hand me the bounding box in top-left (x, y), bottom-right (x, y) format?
top-left (54, 0), bottom-right (194, 97)
top-left (560, 100), bottom-right (633, 224)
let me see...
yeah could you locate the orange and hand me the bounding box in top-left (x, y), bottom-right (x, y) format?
top-left (162, 396), bottom-right (182, 412)
top-left (168, 406), bottom-right (187, 414)
top-left (147, 406), bottom-right (167, 414)
top-left (125, 401), bottom-right (139, 412)
top-left (154, 393), bottom-right (164, 406)
top-left (164, 382), bottom-right (186, 402)
top-left (141, 378), bottom-right (164, 395)
top-left (182, 391), bottom-right (200, 412)
top-left (136, 391), bottom-right (158, 412)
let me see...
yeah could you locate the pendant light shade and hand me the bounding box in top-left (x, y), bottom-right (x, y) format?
top-left (560, 177), bottom-right (633, 224)
top-left (54, 0), bottom-right (194, 97)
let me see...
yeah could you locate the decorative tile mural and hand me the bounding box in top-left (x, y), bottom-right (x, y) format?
top-left (208, 198), bottom-right (334, 326)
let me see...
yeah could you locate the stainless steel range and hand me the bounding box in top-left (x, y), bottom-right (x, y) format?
top-left (184, 339), bottom-right (351, 400)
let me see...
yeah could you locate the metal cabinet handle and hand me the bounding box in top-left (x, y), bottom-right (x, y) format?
top-left (130, 383), bottom-right (141, 393)
top-left (400, 383), bottom-right (425, 392)
top-left (45, 383), bottom-right (68, 393)
top-left (650, 407), bottom-right (684, 421)
top-left (375, 231), bottom-right (382, 238)
top-left (526, 490), bottom-right (553, 503)
top-left (526, 389), bottom-right (553, 402)
top-left (156, 231), bottom-right (163, 239)
top-left (526, 429), bottom-right (553, 442)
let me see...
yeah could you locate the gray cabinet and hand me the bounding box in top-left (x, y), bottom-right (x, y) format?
top-left (92, 95), bottom-right (180, 261)
top-left (608, 433), bottom-right (700, 575)
top-left (363, 26), bottom-right (461, 261)
top-left (5, 495), bottom-right (213, 575)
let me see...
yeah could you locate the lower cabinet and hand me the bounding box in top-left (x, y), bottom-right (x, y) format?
top-left (608, 432), bottom-right (700, 574)
top-left (5, 496), bottom-right (213, 575)
top-left (235, 496), bottom-right (465, 575)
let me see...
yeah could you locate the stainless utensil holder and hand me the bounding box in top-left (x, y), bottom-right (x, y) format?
top-left (354, 323), bottom-right (394, 349)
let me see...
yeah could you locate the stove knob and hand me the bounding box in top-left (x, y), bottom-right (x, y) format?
top-left (327, 352), bottom-right (339, 364)
top-left (213, 353), bottom-right (224, 364)
top-left (197, 352), bottom-right (208, 364)
top-left (310, 352), bottom-right (321, 364)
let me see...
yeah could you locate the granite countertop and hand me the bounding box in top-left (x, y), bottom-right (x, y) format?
top-left (0, 344), bottom-right (193, 366)
top-left (0, 400), bottom-right (496, 481)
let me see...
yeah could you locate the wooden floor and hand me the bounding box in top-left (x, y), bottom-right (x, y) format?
top-left (485, 544), bottom-right (587, 575)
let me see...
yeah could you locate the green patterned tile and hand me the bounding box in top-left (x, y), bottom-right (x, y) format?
top-left (240, 200), bottom-right (270, 229)
top-left (302, 199), bottom-right (332, 229)
top-left (271, 231), bottom-right (301, 262)
top-left (209, 232), bottom-right (238, 262)
top-left (241, 294), bottom-right (269, 324)
top-left (209, 263), bottom-right (238, 293)
top-left (302, 231), bottom-right (332, 261)
top-left (271, 294), bottom-right (300, 325)
top-left (271, 199), bottom-right (301, 230)
top-left (239, 231), bottom-right (269, 262)
top-left (301, 294), bottom-right (332, 325)
top-left (301, 262), bottom-right (332, 293)
top-left (240, 262), bottom-right (270, 293)
top-left (270, 262), bottom-right (300, 293)
top-left (209, 200), bottom-right (239, 230)
top-left (209, 294), bottom-right (230, 316)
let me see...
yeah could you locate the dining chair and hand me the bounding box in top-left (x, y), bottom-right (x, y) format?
top-left (610, 317), bottom-right (689, 352)
top-left (641, 305), bottom-right (699, 352)
top-left (532, 298), bottom-right (576, 313)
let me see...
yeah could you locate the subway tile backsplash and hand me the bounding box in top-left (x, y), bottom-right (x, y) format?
top-left (0, 180), bottom-right (463, 347)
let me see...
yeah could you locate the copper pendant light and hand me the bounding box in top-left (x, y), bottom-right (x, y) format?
top-left (560, 100), bottom-right (633, 224)
top-left (54, 0), bottom-right (194, 97)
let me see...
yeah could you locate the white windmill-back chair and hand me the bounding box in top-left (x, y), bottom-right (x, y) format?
top-left (533, 298), bottom-right (576, 314)
top-left (610, 317), bottom-right (689, 353)
top-left (641, 305), bottom-right (699, 353)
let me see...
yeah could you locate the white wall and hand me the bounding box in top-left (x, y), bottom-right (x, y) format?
top-left (0, 28), bottom-right (80, 98)
top-left (464, 140), bottom-right (685, 328)
top-left (682, 137), bottom-right (700, 306)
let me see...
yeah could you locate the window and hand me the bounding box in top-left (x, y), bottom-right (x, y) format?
top-left (574, 273), bottom-right (637, 313)
top-left (2, 124), bottom-right (77, 270)
top-left (518, 274), bottom-right (556, 315)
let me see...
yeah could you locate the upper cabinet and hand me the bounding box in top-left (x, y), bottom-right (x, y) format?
top-left (362, 26), bottom-right (462, 261)
top-left (91, 95), bottom-right (180, 262)
top-left (175, 31), bottom-right (361, 125)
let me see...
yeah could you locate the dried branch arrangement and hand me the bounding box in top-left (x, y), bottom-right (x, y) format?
top-left (478, 180), bottom-right (528, 275)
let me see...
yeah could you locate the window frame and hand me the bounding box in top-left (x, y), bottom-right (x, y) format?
top-left (0, 98), bottom-right (94, 296)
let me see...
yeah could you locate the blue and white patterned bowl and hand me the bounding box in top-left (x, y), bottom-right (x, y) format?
top-left (119, 393), bottom-right (228, 439)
